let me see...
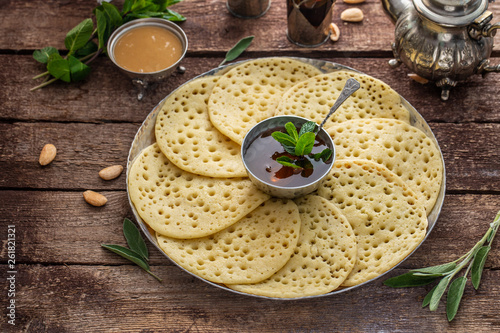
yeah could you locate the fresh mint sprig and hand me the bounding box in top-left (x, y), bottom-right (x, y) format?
top-left (272, 121), bottom-right (332, 169)
top-left (31, 0), bottom-right (185, 91)
top-left (384, 210), bottom-right (500, 321)
top-left (102, 218), bottom-right (162, 282)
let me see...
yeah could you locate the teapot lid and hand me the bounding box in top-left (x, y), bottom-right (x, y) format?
top-left (413, 0), bottom-right (489, 26)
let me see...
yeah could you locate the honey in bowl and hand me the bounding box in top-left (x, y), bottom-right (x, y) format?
top-left (113, 25), bottom-right (183, 73)
top-left (244, 125), bottom-right (333, 188)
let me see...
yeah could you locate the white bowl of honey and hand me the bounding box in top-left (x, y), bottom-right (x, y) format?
top-left (107, 18), bottom-right (188, 98)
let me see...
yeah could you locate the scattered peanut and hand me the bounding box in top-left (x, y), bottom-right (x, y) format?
top-left (408, 73), bottom-right (429, 84)
top-left (340, 8), bottom-right (364, 22)
top-left (83, 190), bottom-right (108, 207)
top-left (39, 144), bottom-right (57, 166)
top-left (329, 23), bottom-right (341, 42)
top-left (343, 0), bottom-right (365, 3)
top-left (99, 165), bottom-right (124, 180)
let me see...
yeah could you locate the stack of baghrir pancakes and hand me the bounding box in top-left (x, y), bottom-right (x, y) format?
top-left (128, 57), bottom-right (443, 298)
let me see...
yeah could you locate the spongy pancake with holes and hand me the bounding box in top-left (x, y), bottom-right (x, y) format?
top-left (226, 195), bottom-right (357, 298)
top-left (207, 57), bottom-right (322, 145)
top-left (156, 198), bottom-right (301, 284)
top-left (327, 118), bottom-right (443, 215)
top-left (274, 71), bottom-right (410, 130)
top-left (317, 159), bottom-right (428, 287)
top-left (155, 76), bottom-right (247, 178)
top-left (128, 143), bottom-right (270, 239)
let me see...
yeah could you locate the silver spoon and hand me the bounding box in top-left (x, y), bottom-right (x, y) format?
top-left (317, 78), bottom-right (360, 133)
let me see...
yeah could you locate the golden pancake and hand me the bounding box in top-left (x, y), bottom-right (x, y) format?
top-left (156, 198), bottom-right (301, 284)
top-left (207, 57), bottom-right (322, 145)
top-left (155, 76), bottom-right (247, 178)
top-left (128, 143), bottom-right (270, 239)
top-left (227, 195), bottom-right (357, 298)
top-left (317, 159), bottom-right (428, 287)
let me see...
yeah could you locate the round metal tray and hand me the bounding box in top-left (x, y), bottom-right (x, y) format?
top-left (126, 57), bottom-right (446, 300)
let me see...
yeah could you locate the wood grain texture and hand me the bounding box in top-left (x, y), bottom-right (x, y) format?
top-left (1, 264), bottom-right (499, 333)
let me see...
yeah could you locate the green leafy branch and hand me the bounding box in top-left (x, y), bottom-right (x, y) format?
top-left (102, 218), bottom-right (162, 282)
top-left (272, 121), bottom-right (332, 169)
top-left (31, 0), bottom-right (185, 91)
top-left (384, 210), bottom-right (500, 321)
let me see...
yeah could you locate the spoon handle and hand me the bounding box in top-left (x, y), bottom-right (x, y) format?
top-left (318, 78), bottom-right (360, 131)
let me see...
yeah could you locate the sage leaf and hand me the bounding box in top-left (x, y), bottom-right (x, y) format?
top-left (123, 218), bottom-right (149, 261)
top-left (446, 276), bottom-right (467, 322)
top-left (422, 284), bottom-right (438, 308)
top-left (285, 122), bottom-right (299, 142)
top-left (219, 36), bottom-right (254, 66)
top-left (101, 244), bottom-right (150, 271)
top-left (68, 56), bottom-right (91, 82)
top-left (298, 121), bottom-right (317, 136)
top-left (410, 262), bottom-right (457, 275)
top-left (276, 156), bottom-right (301, 168)
top-left (64, 18), bottom-right (94, 54)
top-left (272, 132), bottom-right (296, 148)
top-left (471, 246), bottom-right (490, 289)
top-left (295, 132), bottom-right (315, 156)
top-left (47, 54), bottom-right (71, 82)
top-left (429, 275), bottom-right (452, 311)
top-left (33, 47), bottom-right (59, 64)
top-left (384, 272), bottom-right (438, 288)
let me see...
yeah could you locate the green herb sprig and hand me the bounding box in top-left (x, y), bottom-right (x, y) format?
top-left (272, 121), bottom-right (332, 169)
top-left (384, 210), bottom-right (500, 321)
top-left (219, 36), bottom-right (254, 67)
top-left (31, 0), bottom-right (185, 91)
top-left (102, 218), bottom-right (162, 282)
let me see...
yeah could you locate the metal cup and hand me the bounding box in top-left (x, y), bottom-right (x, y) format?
top-left (287, 0), bottom-right (335, 47)
top-left (227, 0), bottom-right (271, 18)
top-left (107, 18), bottom-right (188, 100)
top-left (241, 115), bottom-right (335, 199)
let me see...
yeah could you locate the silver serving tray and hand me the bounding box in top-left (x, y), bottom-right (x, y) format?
top-left (126, 57), bottom-right (446, 300)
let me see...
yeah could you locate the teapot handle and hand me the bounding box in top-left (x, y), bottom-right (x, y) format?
top-left (469, 11), bottom-right (500, 39)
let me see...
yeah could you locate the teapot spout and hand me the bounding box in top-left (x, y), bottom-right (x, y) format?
top-left (381, 0), bottom-right (412, 23)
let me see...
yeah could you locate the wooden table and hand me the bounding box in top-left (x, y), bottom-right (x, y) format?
top-left (1, 0), bottom-right (500, 331)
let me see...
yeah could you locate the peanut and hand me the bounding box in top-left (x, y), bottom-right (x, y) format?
top-left (83, 190), bottom-right (108, 207)
top-left (340, 8), bottom-right (364, 22)
top-left (329, 23), bottom-right (340, 42)
top-left (343, 0), bottom-right (365, 3)
top-left (408, 73), bottom-right (429, 84)
top-left (99, 165), bottom-right (124, 180)
top-left (39, 144), bottom-right (57, 166)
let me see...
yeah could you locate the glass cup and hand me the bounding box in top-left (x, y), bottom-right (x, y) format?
top-left (227, 0), bottom-right (271, 18)
top-left (287, 0), bottom-right (335, 47)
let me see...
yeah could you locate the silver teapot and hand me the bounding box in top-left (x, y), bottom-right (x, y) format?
top-left (382, 0), bottom-right (500, 100)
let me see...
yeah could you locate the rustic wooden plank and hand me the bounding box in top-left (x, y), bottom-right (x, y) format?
top-left (1, 190), bottom-right (499, 269)
top-left (2, 263), bottom-right (499, 332)
top-left (1, 122), bottom-right (499, 190)
top-left (3, 0), bottom-right (499, 54)
top-left (3, 54), bottom-right (500, 124)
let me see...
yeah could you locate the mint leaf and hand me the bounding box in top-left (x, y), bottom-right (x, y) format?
top-left (299, 121), bottom-right (317, 136)
top-left (123, 218), bottom-right (149, 261)
top-left (276, 156), bottom-right (301, 168)
top-left (295, 132), bottom-right (315, 156)
top-left (312, 148), bottom-right (332, 162)
top-left (68, 56), bottom-right (91, 82)
top-left (285, 122), bottom-right (299, 142)
top-left (64, 18), bottom-right (94, 54)
top-left (95, 8), bottom-right (112, 51)
top-left (47, 54), bottom-right (71, 82)
top-left (33, 47), bottom-right (59, 64)
top-left (272, 132), bottom-right (296, 148)
top-left (74, 41), bottom-right (98, 58)
top-left (100, 2), bottom-right (123, 28)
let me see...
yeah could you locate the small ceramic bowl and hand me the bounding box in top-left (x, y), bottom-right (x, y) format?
top-left (241, 115), bottom-right (335, 199)
top-left (107, 18), bottom-right (188, 99)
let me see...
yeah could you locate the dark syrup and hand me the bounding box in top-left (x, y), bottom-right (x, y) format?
top-left (244, 125), bottom-right (333, 188)
top-left (287, 0), bottom-right (333, 27)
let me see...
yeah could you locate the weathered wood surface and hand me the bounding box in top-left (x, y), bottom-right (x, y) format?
top-left (1, 0), bottom-right (500, 332)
